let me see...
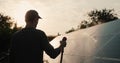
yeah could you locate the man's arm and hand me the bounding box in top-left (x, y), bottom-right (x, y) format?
top-left (42, 32), bottom-right (66, 59)
top-left (44, 43), bottom-right (61, 59)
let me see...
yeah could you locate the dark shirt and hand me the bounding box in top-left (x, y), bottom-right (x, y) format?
top-left (9, 28), bottom-right (61, 63)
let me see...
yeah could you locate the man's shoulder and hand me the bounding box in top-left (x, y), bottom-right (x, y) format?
top-left (36, 29), bottom-right (45, 34)
top-left (29, 28), bottom-right (46, 36)
top-left (12, 28), bottom-right (46, 37)
top-left (22, 28), bottom-right (44, 33)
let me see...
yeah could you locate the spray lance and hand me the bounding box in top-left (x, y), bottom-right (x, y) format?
top-left (60, 37), bottom-right (67, 63)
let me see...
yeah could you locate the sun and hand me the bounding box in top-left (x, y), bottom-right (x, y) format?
top-left (13, 1), bottom-right (36, 27)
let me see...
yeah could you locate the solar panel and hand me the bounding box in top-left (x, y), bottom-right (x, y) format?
top-left (44, 19), bottom-right (120, 63)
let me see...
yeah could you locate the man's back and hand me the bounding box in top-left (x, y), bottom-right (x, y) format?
top-left (10, 28), bottom-right (47, 63)
top-left (9, 10), bottom-right (66, 63)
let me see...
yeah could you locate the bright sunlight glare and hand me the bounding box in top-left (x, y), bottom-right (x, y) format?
top-left (13, 1), bottom-right (37, 27)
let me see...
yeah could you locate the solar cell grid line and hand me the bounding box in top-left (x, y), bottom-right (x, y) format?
top-left (95, 56), bottom-right (120, 62)
top-left (83, 32), bottom-right (97, 43)
top-left (95, 31), bottom-right (120, 54)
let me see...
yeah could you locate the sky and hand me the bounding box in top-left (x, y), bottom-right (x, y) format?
top-left (0, 0), bottom-right (120, 35)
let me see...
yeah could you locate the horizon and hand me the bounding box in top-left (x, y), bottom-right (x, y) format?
top-left (0, 0), bottom-right (120, 35)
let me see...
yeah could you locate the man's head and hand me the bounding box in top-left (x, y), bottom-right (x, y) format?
top-left (25, 10), bottom-right (42, 28)
top-left (25, 10), bottom-right (42, 23)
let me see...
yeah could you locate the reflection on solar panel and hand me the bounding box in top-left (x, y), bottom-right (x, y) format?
top-left (44, 19), bottom-right (120, 63)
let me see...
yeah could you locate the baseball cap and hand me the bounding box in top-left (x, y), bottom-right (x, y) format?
top-left (25, 10), bottom-right (42, 19)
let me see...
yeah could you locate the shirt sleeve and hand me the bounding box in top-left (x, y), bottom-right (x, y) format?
top-left (41, 32), bottom-right (61, 59)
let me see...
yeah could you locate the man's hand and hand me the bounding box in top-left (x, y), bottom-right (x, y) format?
top-left (60, 37), bottom-right (67, 48)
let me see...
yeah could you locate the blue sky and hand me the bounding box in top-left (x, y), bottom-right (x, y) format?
top-left (0, 0), bottom-right (120, 35)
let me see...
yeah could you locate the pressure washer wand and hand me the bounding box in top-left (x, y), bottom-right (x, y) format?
top-left (60, 37), bottom-right (67, 63)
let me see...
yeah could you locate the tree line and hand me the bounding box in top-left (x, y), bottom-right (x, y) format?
top-left (0, 13), bottom-right (22, 53)
top-left (66, 8), bottom-right (119, 34)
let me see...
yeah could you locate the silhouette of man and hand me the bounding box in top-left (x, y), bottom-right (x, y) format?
top-left (9, 10), bottom-right (67, 63)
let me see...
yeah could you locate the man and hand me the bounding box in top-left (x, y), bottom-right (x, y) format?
top-left (9, 10), bottom-right (67, 63)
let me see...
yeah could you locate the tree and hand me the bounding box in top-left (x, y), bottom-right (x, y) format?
top-left (0, 13), bottom-right (21, 53)
top-left (80, 20), bottom-right (89, 29)
top-left (88, 8), bottom-right (118, 24)
top-left (65, 27), bottom-right (75, 34)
